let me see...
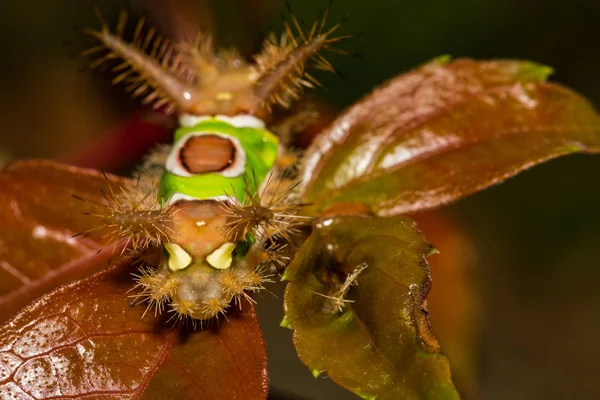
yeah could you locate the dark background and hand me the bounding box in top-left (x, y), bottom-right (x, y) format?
top-left (1, 1), bottom-right (599, 398)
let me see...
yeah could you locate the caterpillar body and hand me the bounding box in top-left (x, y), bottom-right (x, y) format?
top-left (82, 8), bottom-right (347, 322)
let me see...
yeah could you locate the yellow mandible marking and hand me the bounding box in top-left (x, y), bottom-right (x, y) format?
top-left (165, 243), bottom-right (193, 271)
top-left (206, 242), bottom-right (237, 270)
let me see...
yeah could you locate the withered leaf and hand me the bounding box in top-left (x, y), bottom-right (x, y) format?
top-left (0, 261), bottom-right (268, 399)
top-left (299, 58), bottom-right (600, 215)
top-left (283, 214), bottom-right (459, 399)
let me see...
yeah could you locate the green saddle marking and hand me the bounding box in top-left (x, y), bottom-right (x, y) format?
top-left (159, 119), bottom-right (279, 203)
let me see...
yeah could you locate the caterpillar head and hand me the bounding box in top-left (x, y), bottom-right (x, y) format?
top-left (132, 199), bottom-right (285, 323)
top-left (85, 7), bottom-right (348, 120)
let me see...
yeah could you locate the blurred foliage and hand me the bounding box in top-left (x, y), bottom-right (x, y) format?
top-left (0, 0), bottom-right (599, 399)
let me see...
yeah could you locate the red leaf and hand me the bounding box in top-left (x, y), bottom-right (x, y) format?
top-left (0, 161), bottom-right (127, 323)
top-left (0, 262), bottom-right (267, 399)
top-left (299, 58), bottom-right (600, 215)
top-left (63, 111), bottom-right (175, 172)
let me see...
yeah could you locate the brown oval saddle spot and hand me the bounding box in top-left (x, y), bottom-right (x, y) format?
top-left (180, 135), bottom-right (236, 174)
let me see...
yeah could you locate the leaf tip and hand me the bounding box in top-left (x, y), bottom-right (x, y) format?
top-left (564, 143), bottom-right (584, 153)
top-left (432, 54), bottom-right (452, 65)
top-left (279, 315), bottom-right (293, 329)
top-left (356, 391), bottom-right (377, 400)
top-left (517, 61), bottom-right (554, 82)
top-left (427, 245), bottom-right (440, 256)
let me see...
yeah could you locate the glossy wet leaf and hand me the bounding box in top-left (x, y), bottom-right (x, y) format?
top-left (0, 160), bottom-right (126, 323)
top-left (0, 261), bottom-right (268, 399)
top-left (299, 58), bottom-right (600, 215)
top-left (283, 215), bottom-right (458, 399)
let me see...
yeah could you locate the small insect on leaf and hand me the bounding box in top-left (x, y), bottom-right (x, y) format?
top-left (314, 261), bottom-right (368, 314)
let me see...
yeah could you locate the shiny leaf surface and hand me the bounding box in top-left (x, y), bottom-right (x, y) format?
top-left (299, 58), bottom-right (600, 215)
top-left (0, 161), bottom-right (126, 323)
top-left (0, 261), bottom-right (268, 399)
top-left (283, 215), bottom-right (458, 399)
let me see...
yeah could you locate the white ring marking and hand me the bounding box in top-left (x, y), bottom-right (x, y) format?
top-left (179, 114), bottom-right (266, 129)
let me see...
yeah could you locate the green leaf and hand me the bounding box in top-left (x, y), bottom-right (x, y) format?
top-left (283, 215), bottom-right (459, 399)
top-left (298, 58), bottom-right (600, 215)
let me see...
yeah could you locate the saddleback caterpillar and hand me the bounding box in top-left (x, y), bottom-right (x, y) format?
top-left (79, 5), bottom-right (354, 323)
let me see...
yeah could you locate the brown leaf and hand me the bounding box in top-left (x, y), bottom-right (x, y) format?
top-left (0, 160), bottom-right (126, 323)
top-left (0, 261), bottom-right (268, 399)
top-left (299, 58), bottom-right (600, 215)
top-left (283, 215), bottom-right (459, 399)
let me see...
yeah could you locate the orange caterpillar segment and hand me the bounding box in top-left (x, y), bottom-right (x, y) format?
top-left (127, 199), bottom-right (281, 323)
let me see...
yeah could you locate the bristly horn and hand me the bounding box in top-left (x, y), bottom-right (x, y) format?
top-left (250, 4), bottom-right (350, 113)
top-left (83, 7), bottom-right (349, 119)
top-left (85, 10), bottom-right (201, 114)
